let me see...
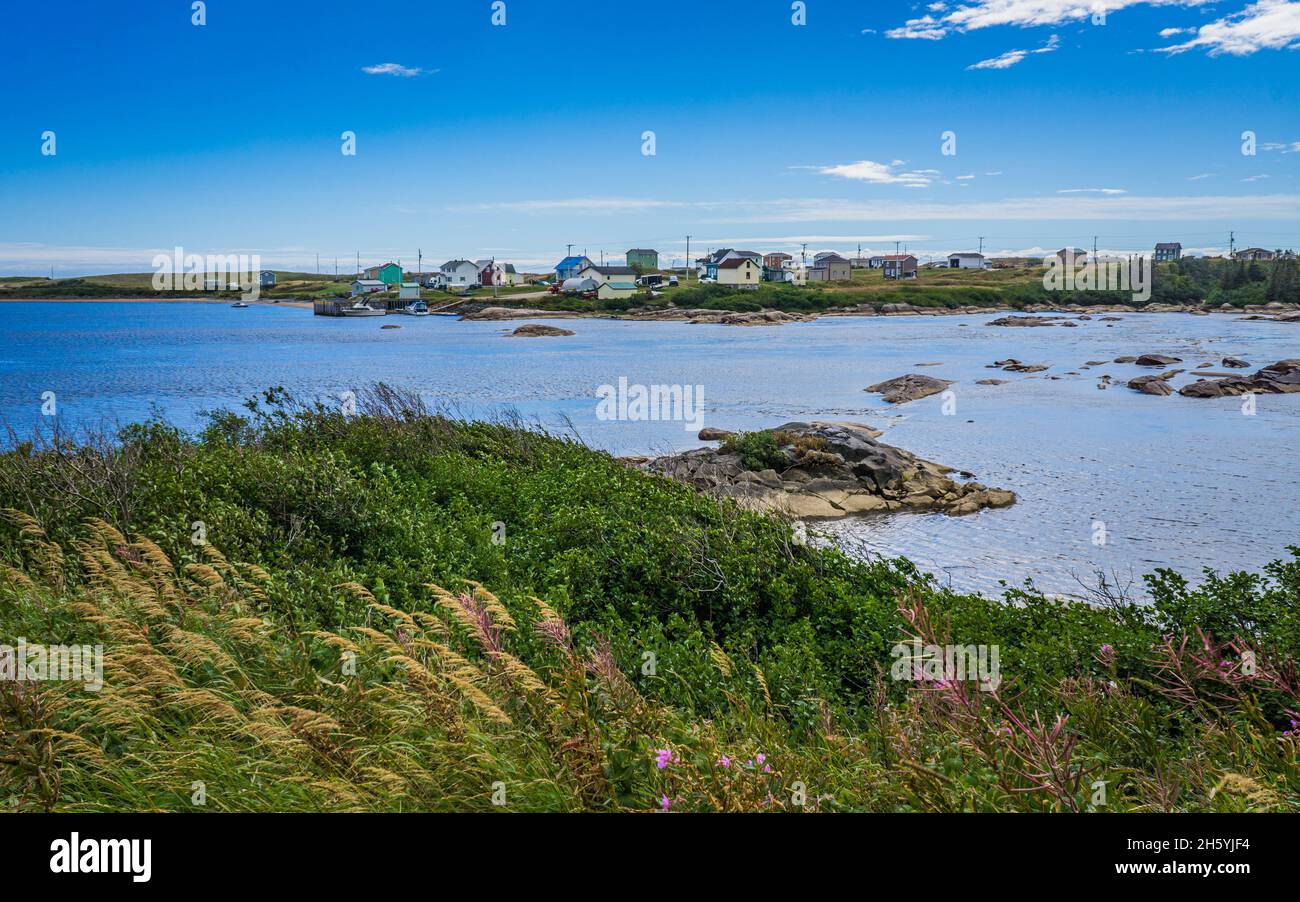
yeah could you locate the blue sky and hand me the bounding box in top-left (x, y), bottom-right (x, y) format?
top-left (2, 0), bottom-right (1298, 275)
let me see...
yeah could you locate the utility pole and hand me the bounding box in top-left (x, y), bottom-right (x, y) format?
top-left (978, 236), bottom-right (984, 256)
top-left (894, 240), bottom-right (900, 255)
top-left (801, 243), bottom-right (808, 265)
top-left (418, 248), bottom-right (422, 277)
top-left (1092, 236), bottom-right (1098, 265)
top-left (316, 253), bottom-right (319, 275)
top-left (1229, 230), bottom-right (1235, 259)
top-left (686, 235), bottom-right (691, 281)
top-left (355, 252), bottom-right (360, 278)
top-left (492, 255), bottom-right (497, 299)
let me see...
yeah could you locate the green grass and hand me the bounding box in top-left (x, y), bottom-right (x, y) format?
top-left (1, 387), bottom-right (1297, 811)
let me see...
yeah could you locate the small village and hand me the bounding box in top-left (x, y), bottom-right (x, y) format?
top-left (306, 240), bottom-right (1298, 316)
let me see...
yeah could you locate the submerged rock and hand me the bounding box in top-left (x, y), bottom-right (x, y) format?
top-left (639, 421), bottom-right (1015, 520)
top-left (865, 374), bottom-right (955, 404)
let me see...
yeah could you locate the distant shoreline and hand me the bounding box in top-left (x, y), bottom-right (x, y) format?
top-left (0, 296), bottom-right (313, 309)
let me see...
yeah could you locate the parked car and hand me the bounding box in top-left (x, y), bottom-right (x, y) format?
top-left (668, 276), bottom-right (679, 286)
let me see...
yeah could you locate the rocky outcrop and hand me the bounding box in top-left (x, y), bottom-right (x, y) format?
top-left (987, 315), bottom-right (1065, 327)
top-left (464, 306), bottom-right (579, 321)
top-left (1223, 357), bottom-right (1250, 368)
top-left (865, 374), bottom-right (954, 404)
top-left (1135, 354), bottom-right (1183, 367)
top-left (1178, 360), bottom-right (1300, 398)
top-left (697, 427), bottom-right (735, 441)
top-left (638, 421), bottom-right (1015, 520)
top-left (510, 324), bottom-right (575, 337)
top-left (686, 309), bottom-right (812, 326)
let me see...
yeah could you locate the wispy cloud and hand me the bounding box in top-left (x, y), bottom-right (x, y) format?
top-left (1058, 187), bottom-right (1128, 195)
top-left (1262, 140), bottom-right (1300, 152)
top-left (967, 33), bottom-right (1060, 69)
top-left (361, 62), bottom-right (430, 77)
top-left (1157, 0), bottom-right (1300, 55)
top-left (815, 160), bottom-right (939, 188)
top-left (448, 197), bottom-right (693, 214)
top-left (890, 0), bottom-right (1215, 40)
top-left (1187, 172), bottom-right (1215, 179)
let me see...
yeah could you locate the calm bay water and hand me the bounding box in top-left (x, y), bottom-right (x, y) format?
top-left (2, 300), bottom-right (1297, 597)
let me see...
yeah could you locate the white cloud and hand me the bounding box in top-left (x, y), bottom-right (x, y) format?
top-left (885, 15), bottom-right (948, 39)
top-left (361, 63), bottom-right (428, 77)
top-left (1187, 172), bottom-right (1214, 179)
top-left (967, 33), bottom-right (1060, 69)
top-left (885, 0), bottom-right (1300, 59)
top-left (1157, 0), bottom-right (1300, 55)
top-left (1241, 174), bottom-right (1272, 181)
top-left (1058, 187), bottom-right (1128, 194)
top-left (956, 174), bottom-right (977, 179)
top-left (816, 160), bottom-right (939, 188)
top-left (1262, 140), bottom-right (1300, 152)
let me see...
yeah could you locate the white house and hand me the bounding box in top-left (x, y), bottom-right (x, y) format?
top-left (578, 264), bottom-right (638, 286)
top-left (399, 283), bottom-right (421, 300)
top-left (440, 259), bottom-right (481, 290)
top-left (948, 253), bottom-right (988, 269)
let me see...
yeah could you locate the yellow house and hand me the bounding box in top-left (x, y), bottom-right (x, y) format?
top-left (716, 257), bottom-right (761, 287)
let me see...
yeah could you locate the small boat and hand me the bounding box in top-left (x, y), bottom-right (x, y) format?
top-left (402, 301), bottom-right (430, 316)
top-left (231, 301), bottom-right (251, 308)
top-left (340, 299), bottom-right (385, 317)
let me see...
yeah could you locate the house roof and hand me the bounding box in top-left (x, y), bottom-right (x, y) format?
top-left (1155, 242), bottom-right (1182, 250)
top-left (881, 254), bottom-right (917, 262)
top-left (556, 255), bottom-right (593, 270)
top-left (626, 248), bottom-right (657, 254)
top-left (718, 257), bottom-right (759, 269)
top-left (765, 252), bottom-right (792, 259)
top-left (587, 265), bottom-right (638, 276)
top-left (441, 259), bottom-right (476, 269)
top-left (603, 282), bottom-right (637, 290)
top-left (815, 253), bottom-right (849, 263)
top-left (949, 252), bottom-right (984, 258)
top-left (353, 279), bottom-right (386, 287)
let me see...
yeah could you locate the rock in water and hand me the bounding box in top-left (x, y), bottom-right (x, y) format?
top-left (1128, 374), bottom-right (1174, 396)
top-left (1134, 354), bottom-right (1183, 367)
top-left (865, 374), bottom-right (955, 404)
top-left (1178, 359), bottom-right (1300, 398)
top-left (1222, 357), bottom-right (1250, 368)
top-left (510, 324), bottom-right (575, 337)
top-left (638, 421), bottom-right (1015, 520)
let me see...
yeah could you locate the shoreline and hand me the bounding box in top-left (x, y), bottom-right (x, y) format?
top-left (2, 296), bottom-right (1297, 324)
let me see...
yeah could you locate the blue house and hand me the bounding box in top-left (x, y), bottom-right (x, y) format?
top-left (555, 255), bottom-right (594, 281)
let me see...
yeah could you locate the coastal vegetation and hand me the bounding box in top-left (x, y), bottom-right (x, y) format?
top-left (1, 388), bottom-right (1297, 812)
top-left (6, 257), bottom-right (1298, 315)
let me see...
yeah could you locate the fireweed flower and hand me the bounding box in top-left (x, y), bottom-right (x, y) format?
top-left (660, 794), bottom-right (671, 811)
top-left (717, 755), bottom-right (731, 768)
top-left (654, 748), bottom-right (674, 769)
top-left (1100, 644), bottom-right (1113, 654)
top-left (756, 753), bottom-right (766, 765)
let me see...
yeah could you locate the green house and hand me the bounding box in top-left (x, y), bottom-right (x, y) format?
top-left (364, 262), bottom-right (403, 286)
top-left (626, 248), bottom-right (658, 271)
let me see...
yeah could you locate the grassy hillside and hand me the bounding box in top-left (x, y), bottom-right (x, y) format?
top-left (1, 387), bottom-right (1297, 811)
